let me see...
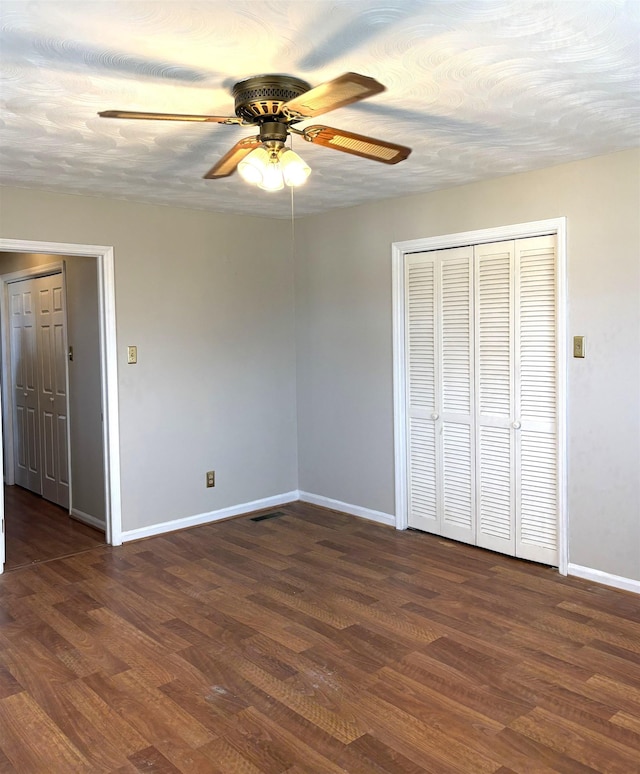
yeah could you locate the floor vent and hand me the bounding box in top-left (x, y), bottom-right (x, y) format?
top-left (250, 510), bottom-right (285, 522)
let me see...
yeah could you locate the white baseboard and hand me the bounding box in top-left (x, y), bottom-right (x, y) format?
top-left (71, 508), bottom-right (106, 532)
top-left (298, 491), bottom-right (395, 527)
top-left (568, 563), bottom-right (640, 595)
top-left (113, 490), bottom-right (639, 596)
top-left (120, 491), bottom-right (300, 542)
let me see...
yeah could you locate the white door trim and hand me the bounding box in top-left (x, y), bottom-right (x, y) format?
top-left (0, 239), bottom-right (122, 564)
top-left (392, 218), bottom-right (567, 575)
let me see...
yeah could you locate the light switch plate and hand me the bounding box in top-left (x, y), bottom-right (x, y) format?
top-left (573, 336), bottom-right (585, 358)
top-left (127, 345), bottom-right (137, 364)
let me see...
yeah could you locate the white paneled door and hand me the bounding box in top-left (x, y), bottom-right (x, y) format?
top-left (10, 279), bottom-right (41, 493)
top-left (9, 273), bottom-right (70, 509)
top-left (406, 235), bottom-right (558, 565)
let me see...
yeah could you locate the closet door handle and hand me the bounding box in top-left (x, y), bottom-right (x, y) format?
top-left (23, 392), bottom-right (28, 397)
top-left (431, 412), bottom-right (439, 420)
top-left (512, 420), bottom-right (521, 429)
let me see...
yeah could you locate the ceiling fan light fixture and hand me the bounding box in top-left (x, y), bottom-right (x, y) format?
top-left (238, 144), bottom-right (310, 191)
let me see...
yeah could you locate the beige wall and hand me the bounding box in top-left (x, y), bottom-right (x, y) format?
top-left (0, 189), bottom-right (298, 532)
top-left (1, 149), bottom-right (638, 582)
top-left (0, 252), bottom-right (53, 274)
top-left (0, 252), bottom-right (105, 524)
top-left (295, 149), bottom-right (640, 581)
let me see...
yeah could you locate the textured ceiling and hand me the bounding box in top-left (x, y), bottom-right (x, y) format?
top-left (1, 1), bottom-right (639, 219)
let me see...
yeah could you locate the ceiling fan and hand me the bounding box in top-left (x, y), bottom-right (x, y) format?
top-left (99, 72), bottom-right (412, 189)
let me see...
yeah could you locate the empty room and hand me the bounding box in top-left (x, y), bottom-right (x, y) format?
top-left (0, 1), bottom-right (639, 772)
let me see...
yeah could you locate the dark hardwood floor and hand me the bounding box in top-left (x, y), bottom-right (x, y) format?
top-left (4, 485), bottom-right (104, 571)
top-left (0, 500), bottom-right (639, 772)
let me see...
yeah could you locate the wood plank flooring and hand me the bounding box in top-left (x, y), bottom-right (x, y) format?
top-left (1, 500), bottom-right (639, 773)
top-left (4, 485), bottom-right (104, 571)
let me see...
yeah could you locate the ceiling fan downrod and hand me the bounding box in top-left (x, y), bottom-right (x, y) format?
top-left (258, 120), bottom-right (289, 150)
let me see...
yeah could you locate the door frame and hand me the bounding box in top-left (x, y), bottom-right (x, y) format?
top-left (0, 239), bottom-right (122, 570)
top-left (0, 262), bottom-right (70, 493)
top-left (392, 218), bottom-right (567, 575)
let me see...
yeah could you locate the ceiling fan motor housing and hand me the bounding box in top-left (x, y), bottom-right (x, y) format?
top-left (232, 75), bottom-right (311, 122)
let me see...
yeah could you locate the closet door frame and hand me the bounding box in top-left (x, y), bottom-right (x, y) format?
top-left (392, 218), bottom-right (567, 575)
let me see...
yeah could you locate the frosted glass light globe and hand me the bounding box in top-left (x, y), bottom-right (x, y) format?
top-left (280, 149), bottom-right (311, 187)
top-left (238, 147), bottom-right (270, 185)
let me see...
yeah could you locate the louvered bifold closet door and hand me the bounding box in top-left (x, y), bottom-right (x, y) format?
top-left (406, 247), bottom-right (475, 544)
top-left (474, 241), bottom-right (516, 556)
top-left (406, 254), bottom-right (438, 533)
top-left (515, 236), bottom-right (558, 565)
top-left (439, 249), bottom-right (475, 544)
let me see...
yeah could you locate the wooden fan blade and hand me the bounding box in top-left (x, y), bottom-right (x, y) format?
top-left (303, 125), bottom-right (411, 164)
top-left (282, 72), bottom-right (385, 119)
top-left (98, 110), bottom-right (238, 123)
top-left (203, 136), bottom-right (262, 179)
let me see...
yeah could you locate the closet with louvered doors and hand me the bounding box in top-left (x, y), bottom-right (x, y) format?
top-left (406, 234), bottom-right (558, 566)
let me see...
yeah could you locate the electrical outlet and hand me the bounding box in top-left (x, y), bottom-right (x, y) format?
top-left (573, 336), bottom-right (585, 358)
top-left (127, 345), bottom-right (137, 364)
top-left (206, 470), bottom-right (215, 488)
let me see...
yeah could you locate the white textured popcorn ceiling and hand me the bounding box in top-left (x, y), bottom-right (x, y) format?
top-left (1, 0), bottom-right (639, 219)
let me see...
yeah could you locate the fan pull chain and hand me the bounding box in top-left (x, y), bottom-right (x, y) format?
top-left (289, 136), bottom-right (296, 265)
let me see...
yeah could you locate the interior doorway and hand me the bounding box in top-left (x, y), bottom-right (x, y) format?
top-left (1, 254), bottom-right (102, 567)
top-left (0, 238), bottom-right (122, 573)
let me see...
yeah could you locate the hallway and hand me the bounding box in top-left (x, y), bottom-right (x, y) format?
top-left (4, 485), bottom-right (104, 571)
